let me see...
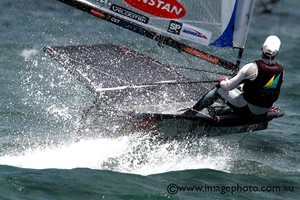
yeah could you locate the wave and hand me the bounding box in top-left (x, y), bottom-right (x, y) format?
top-left (0, 133), bottom-right (237, 176)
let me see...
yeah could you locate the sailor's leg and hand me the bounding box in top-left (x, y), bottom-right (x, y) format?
top-left (217, 88), bottom-right (247, 108)
top-left (217, 88), bottom-right (248, 114)
top-left (215, 106), bottom-right (232, 115)
top-left (192, 86), bottom-right (219, 111)
top-left (183, 86), bottom-right (219, 115)
top-left (217, 88), bottom-right (269, 115)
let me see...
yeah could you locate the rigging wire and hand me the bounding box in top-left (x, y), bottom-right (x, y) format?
top-left (276, 0), bottom-right (284, 35)
top-left (180, 52), bottom-right (213, 82)
top-left (238, 130), bottom-right (253, 143)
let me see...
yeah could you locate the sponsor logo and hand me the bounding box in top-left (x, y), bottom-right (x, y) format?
top-left (182, 28), bottom-right (208, 39)
top-left (184, 47), bottom-right (219, 64)
top-left (91, 9), bottom-right (106, 19)
top-left (109, 17), bottom-right (146, 35)
top-left (168, 22), bottom-right (212, 45)
top-left (110, 17), bottom-right (121, 24)
top-left (124, 0), bottom-right (186, 19)
top-left (110, 4), bottom-right (149, 24)
top-left (180, 23), bottom-right (212, 45)
top-left (167, 20), bottom-right (182, 35)
top-left (264, 74), bottom-right (281, 89)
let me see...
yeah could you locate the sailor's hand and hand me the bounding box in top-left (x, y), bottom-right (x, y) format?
top-left (218, 76), bottom-right (228, 83)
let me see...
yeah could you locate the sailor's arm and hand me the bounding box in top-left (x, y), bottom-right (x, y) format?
top-left (220, 63), bottom-right (258, 90)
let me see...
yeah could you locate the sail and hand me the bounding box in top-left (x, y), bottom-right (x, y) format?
top-left (56, 0), bottom-right (255, 70)
top-left (76, 0), bottom-right (255, 49)
top-left (44, 44), bottom-right (212, 112)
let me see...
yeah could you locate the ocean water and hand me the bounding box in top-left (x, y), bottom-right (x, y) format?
top-left (0, 0), bottom-right (300, 199)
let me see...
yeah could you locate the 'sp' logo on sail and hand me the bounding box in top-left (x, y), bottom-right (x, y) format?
top-left (124, 0), bottom-right (186, 19)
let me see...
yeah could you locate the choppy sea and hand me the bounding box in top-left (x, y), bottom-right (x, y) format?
top-left (0, 0), bottom-right (300, 199)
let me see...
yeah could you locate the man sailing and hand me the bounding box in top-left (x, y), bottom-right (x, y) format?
top-left (185, 35), bottom-right (284, 117)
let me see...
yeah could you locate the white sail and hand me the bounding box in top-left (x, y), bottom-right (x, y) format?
top-left (92, 0), bottom-right (255, 49)
top-left (233, 0), bottom-right (256, 48)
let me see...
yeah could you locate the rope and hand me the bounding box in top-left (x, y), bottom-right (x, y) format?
top-left (96, 80), bottom-right (218, 92)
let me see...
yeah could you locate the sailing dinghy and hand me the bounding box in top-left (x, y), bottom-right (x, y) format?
top-left (44, 0), bottom-right (284, 137)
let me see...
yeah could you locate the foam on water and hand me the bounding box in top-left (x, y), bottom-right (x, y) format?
top-left (0, 137), bottom-right (129, 170)
top-left (20, 48), bottom-right (39, 61)
top-left (0, 133), bottom-right (235, 176)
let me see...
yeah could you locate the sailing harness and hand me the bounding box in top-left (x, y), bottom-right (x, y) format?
top-left (243, 60), bottom-right (283, 108)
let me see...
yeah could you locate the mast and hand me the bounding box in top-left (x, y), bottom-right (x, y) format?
top-left (232, 0), bottom-right (256, 71)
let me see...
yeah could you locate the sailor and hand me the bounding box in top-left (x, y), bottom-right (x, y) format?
top-left (186, 35), bottom-right (284, 116)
